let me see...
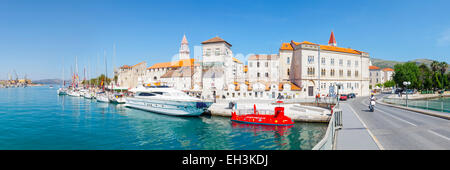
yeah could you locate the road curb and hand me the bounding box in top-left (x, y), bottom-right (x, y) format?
top-left (378, 100), bottom-right (450, 120)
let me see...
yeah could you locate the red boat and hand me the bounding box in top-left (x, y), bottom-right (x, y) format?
top-left (231, 102), bottom-right (294, 126)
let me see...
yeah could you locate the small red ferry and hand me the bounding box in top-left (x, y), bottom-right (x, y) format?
top-left (231, 101), bottom-right (294, 126)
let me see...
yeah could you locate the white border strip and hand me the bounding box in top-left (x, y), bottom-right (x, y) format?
top-left (348, 105), bottom-right (385, 150)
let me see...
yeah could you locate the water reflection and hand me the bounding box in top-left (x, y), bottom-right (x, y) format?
top-left (0, 87), bottom-right (327, 150)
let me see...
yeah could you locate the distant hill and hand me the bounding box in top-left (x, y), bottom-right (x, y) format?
top-left (33, 79), bottom-right (63, 84)
top-left (370, 58), bottom-right (449, 72)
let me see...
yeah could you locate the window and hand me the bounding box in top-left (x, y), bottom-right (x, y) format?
top-left (257, 72), bottom-right (260, 77)
top-left (257, 62), bottom-right (260, 68)
top-left (249, 62), bottom-right (253, 67)
top-left (215, 48), bottom-right (220, 56)
top-left (321, 69), bottom-right (326, 76)
top-left (330, 69), bottom-right (335, 76)
top-left (307, 67), bottom-right (315, 75)
top-left (355, 71), bottom-right (359, 77)
top-left (355, 61), bottom-right (359, 67)
top-left (339, 70), bottom-right (343, 77)
top-left (321, 57), bottom-right (325, 65)
top-left (206, 48), bottom-right (211, 56)
top-left (265, 72), bottom-right (269, 77)
top-left (287, 69), bottom-right (290, 76)
top-left (265, 62), bottom-right (268, 67)
top-left (347, 60), bottom-right (351, 67)
top-left (347, 70), bottom-right (351, 77)
top-left (287, 57), bottom-right (290, 64)
top-left (308, 56), bottom-right (314, 64)
top-left (331, 58), bottom-right (335, 65)
top-left (339, 59), bottom-right (343, 66)
top-left (138, 92), bottom-right (156, 96)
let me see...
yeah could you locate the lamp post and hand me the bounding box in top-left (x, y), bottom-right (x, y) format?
top-left (403, 81), bottom-right (411, 107)
top-left (336, 83), bottom-right (343, 106)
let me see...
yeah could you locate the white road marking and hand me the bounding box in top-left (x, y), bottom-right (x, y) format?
top-left (428, 130), bottom-right (450, 141)
top-left (347, 104), bottom-right (385, 150)
top-left (360, 99), bottom-right (418, 127)
top-left (376, 106), bottom-right (418, 127)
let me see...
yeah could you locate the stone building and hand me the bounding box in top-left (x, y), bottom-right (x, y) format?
top-left (288, 31), bottom-right (371, 97)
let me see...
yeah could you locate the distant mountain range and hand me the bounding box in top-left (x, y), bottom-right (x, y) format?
top-left (32, 79), bottom-right (64, 84)
top-left (370, 58), bottom-right (450, 72)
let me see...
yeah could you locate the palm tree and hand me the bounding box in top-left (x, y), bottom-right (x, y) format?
top-left (440, 62), bottom-right (448, 90)
top-left (439, 62), bottom-right (448, 75)
top-left (431, 61), bottom-right (440, 73)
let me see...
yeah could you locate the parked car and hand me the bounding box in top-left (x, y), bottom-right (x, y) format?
top-left (402, 89), bottom-right (415, 94)
top-left (348, 93), bottom-right (356, 98)
top-left (339, 94), bottom-right (348, 101)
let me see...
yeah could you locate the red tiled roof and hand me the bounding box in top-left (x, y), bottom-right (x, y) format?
top-left (148, 59), bottom-right (196, 69)
top-left (382, 68), bottom-right (394, 71)
top-left (329, 31), bottom-right (336, 45)
top-left (285, 41), bottom-right (364, 55)
top-left (201, 36), bottom-right (232, 47)
top-left (369, 66), bottom-right (380, 70)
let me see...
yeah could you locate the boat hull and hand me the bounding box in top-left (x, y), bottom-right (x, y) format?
top-left (125, 97), bottom-right (212, 116)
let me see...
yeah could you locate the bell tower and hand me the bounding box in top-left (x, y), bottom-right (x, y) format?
top-left (179, 34), bottom-right (190, 60)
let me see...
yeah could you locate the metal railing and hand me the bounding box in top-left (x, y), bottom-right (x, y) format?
top-left (383, 98), bottom-right (449, 113)
top-left (312, 106), bottom-right (342, 150)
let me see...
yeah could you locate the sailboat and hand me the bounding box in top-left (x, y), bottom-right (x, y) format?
top-left (68, 56), bottom-right (81, 97)
top-left (96, 49), bottom-right (110, 103)
top-left (57, 64), bottom-right (68, 95)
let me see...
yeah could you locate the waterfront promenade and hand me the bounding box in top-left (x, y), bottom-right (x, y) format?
top-left (336, 95), bottom-right (450, 150)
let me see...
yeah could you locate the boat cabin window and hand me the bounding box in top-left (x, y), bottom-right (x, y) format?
top-left (138, 92), bottom-right (156, 96)
top-left (152, 92), bottom-right (165, 95)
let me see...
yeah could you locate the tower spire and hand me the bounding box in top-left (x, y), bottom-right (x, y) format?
top-left (328, 31), bottom-right (337, 46)
top-left (179, 34), bottom-right (190, 60)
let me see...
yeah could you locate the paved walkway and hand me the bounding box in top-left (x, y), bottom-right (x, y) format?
top-left (336, 102), bottom-right (380, 150)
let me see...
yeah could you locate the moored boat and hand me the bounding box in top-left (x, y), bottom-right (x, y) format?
top-left (231, 102), bottom-right (294, 126)
top-left (96, 92), bottom-right (110, 103)
top-left (109, 93), bottom-right (126, 104)
top-left (57, 88), bottom-right (68, 95)
top-left (125, 86), bottom-right (212, 116)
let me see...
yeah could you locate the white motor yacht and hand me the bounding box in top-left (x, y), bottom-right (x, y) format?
top-left (125, 86), bottom-right (212, 116)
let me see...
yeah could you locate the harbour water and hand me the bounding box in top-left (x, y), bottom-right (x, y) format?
top-left (384, 97), bottom-right (450, 113)
top-left (0, 86), bottom-right (327, 150)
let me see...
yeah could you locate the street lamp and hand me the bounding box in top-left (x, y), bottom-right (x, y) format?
top-left (403, 81), bottom-right (411, 107)
top-left (336, 83), bottom-right (343, 106)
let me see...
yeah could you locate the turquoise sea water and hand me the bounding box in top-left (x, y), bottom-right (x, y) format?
top-left (0, 86), bottom-right (327, 150)
top-left (384, 97), bottom-right (450, 113)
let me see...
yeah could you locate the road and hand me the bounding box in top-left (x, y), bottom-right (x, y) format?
top-left (340, 95), bottom-right (450, 150)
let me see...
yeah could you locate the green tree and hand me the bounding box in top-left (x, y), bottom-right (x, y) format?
top-left (393, 62), bottom-right (420, 89)
top-left (434, 72), bottom-right (443, 89)
top-left (431, 61), bottom-right (440, 73)
top-left (418, 64), bottom-right (433, 90)
top-left (383, 80), bottom-right (395, 88)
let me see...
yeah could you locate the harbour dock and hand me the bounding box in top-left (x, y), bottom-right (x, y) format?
top-left (208, 99), bottom-right (331, 123)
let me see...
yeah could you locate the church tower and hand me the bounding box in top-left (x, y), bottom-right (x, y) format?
top-left (179, 34), bottom-right (190, 60)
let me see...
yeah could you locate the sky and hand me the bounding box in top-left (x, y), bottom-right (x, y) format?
top-left (0, 0), bottom-right (449, 80)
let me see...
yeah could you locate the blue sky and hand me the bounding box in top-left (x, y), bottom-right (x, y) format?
top-left (1, 0), bottom-right (449, 80)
